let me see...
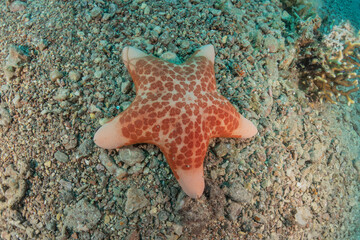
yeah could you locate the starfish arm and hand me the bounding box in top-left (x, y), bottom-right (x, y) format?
top-left (205, 95), bottom-right (258, 139)
top-left (231, 114), bottom-right (258, 138)
top-left (93, 114), bottom-right (130, 149)
top-left (189, 44), bottom-right (215, 64)
top-left (158, 137), bottom-right (209, 198)
top-left (122, 46), bottom-right (149, 70)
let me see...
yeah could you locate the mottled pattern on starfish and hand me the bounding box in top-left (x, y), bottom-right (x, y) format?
top-left (94, 45), bottom-right (257, 198)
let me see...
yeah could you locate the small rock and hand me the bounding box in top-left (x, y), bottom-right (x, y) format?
top-left (12, 94), bottom-right (21, 108)
top-left (61, 134), bottom-right (78, 150)
top-left (53, 88), bottom-right (70, 101)
top-left (59, 190), bottom-right (75, 204)
top-left (64, 199), bottom-right (101, 232)
top-left (90, 6), bottom-right (103, 19)
top-left (226, 202), bottom-right (242, 221)
top-left (180, 40), bottom-right (190, 49)
top-left (173, 224), bottom-right (183, 236)
top-left (121, 80), bottom-right (132, 94)
top-left (160, 51), bottom-right (181, 64)
top-left (144, 5), bottom-right (150, 15)
top-left (281, 10), bottom-right (291, 22)
top-left (253, 213), bottom-right (267, 224)
top-left (263, 35), bottom-right (279, 53)
top-left (353, 159), bottom-right (360, 172)
top-left (9, 1), bottom-right (27, 12)
top-left (295, 206), bottom-right (312, 226)
top-left (153, 26), bottom-right (162, 34)
top-left (7, 45), bottom-right (30, 67)
top-left (76, 139), bottom-right (93, 159)
top-left (94, 70), bottom-right (103, 79)
top-left (309, 141), bottom-right (327, 163)
top-left (44, 161), bottom-right (52, 168)
top-left (69, 70), bottom-right (81, 81)
top-left (128, 162), bottom-right (145, 175)
top-left (37, 39), bottom-right (49, 51)
top-left (102, 13), bottom-right (112, 21)
top-left (3, 65), bottom-right (16, 80)
top-left (158, 210), bottom-right (169, 221)
top-left (50, 70), bottom-right (63, 81)
top-left (54, 151), bottom-right (69, 163)
top-left (209, 8), bottom-right (222, 16)
top-left (0, 106), bottom-right (11, 126)
top-left (0, 164), bottom-right (28, 210)
top-left (59, 179), bottom-right (73, 191)
top-left (214, 142), bottom-right (230, 158)
top-left (120, 101), bottom-right (132, 111)
top-left (99, 151), bottom-right (127, 180)
top-left (45, 220), bottom-right (57, 232)
top-left (125, 187), bottom-right (149, 215)
top-left (25, 226), bottom-right (34, 238)
top-left (228, 181), bottom-right (253, 204)
top-left (118, 147), bottom-right (145, 166)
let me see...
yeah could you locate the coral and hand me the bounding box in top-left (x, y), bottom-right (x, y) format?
top-left (298, 40), bottom-right (360, 105)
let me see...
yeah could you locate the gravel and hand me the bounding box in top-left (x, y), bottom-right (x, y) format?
top-left (0, 0), bottom-right (359, 239)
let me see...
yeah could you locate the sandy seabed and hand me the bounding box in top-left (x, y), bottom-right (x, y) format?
top-left (0, 0), bottom-right (359, 239)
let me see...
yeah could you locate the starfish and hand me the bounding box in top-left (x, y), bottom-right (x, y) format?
top-left (94, 45), bottom-right (257, 198)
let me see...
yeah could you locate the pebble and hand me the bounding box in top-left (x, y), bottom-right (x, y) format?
top-left (153, 26), bottom-right (162, 34)
top-left (37, 39), bottom-right (49, 51)
top-left (214, 142), bottom-right (230, 158)
top-left (127, 162), bottom-right (145, 175)
top-left (44, 161), bottom-right (52, 168)
top-left (353, 159), bottom-right (360, 172)
top-left (7, 45), bottom-right (30, 67)
top-left (64, 199), bottom-right (101, 231)
top-left (60, 190), bottom-right (75, 204)
top-left (4, 45), bottom-right (30, 79)
top-left (144, 6), bottom-right (150, 15)
top-left (0, 106), bottom-right (11, 126)
top-left (53, 88), bottom-right (70, 101)
top-left (173, 224), bottom-right (183, 236)
top-left (263, 35), bottom-right (279, 53)
top-left (0, 164), bottom-right (28, 210)
top-left (180, 40), bottom-right (190, 49)
top-left (9, 1), bottom-right (27, 12)
top-left (99, 151), bottom-right (127, 180)
top-left (94, 70), bottom-right (103, 79)
top-left (309, 141), bottom-right (327, 163)
top-left (61, 134), bottom-right (78, 150)
top-left (69, 70), bottom-right (81, 81)
top-left (90, 6), bottom-right (103, 19)
top-left (121, 80), bottom-right (132, 94)
top-left (76, 139), bottom-right (93, 159)
top-left (12, 94), bottom-right (21, 108)
top-left (295, 206), bottom-right (312, 226)
top-left (160, 51), bottom-right (181, 64)
top-left (228, 181), bottom-right (253, 204)
top-left (120, 101), bottom-right (131, 111)
top-left (118, 147), bottom-right (145, 166)
top-left (158, 210), bottom-right (169, 221)
top-left (226, 202), bottom-right (242, 221)
top-left (50, 70), bottom-right (63, 81)
top-left (59, 179), bottom-right (73, 191)
top-left (124, 187), bottom-right (149, 215)
top-left (54, 151), bottom-right (69, 163)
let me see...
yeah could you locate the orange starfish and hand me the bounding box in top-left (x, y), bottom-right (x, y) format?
top-left (94, 45), bottom-right (257, 198)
